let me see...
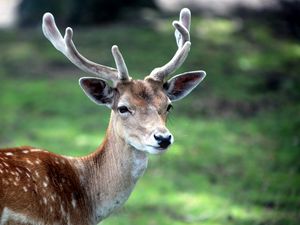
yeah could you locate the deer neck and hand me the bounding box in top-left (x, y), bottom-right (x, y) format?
top-left (74, 113), bottom-right (148, 224)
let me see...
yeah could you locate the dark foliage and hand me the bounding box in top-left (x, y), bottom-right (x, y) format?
top-left (232, 0), bottom-right (300, 98)
top-left (234, 0), bottom-right (300, 39)
top-left (18, 0), bottom-right (157, 27)
top-left (271, 0), bottom-right (300, 39)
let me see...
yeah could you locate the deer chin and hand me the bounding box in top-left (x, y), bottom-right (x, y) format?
top-left (141, 146), bottom-right (170, 155)
top-left (146, 146), bottom-right (170, 154)
top-left (128, 141), bottom-right (170, 154)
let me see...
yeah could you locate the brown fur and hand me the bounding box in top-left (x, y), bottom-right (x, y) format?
top-left (0, 147), bottom-right (90, 225)
top-left (115, 80), bottom-right (168, 113)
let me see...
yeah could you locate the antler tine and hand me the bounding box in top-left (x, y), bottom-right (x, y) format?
top-left (148, 8), bottom-right (191, 82)
top-left (42, 13), bottom-right (121, 84)
top-left (175, 8), bottom-right (191, 48)
top-left (111, 45), bottom-right (131, 81)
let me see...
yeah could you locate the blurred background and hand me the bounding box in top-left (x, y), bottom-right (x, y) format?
top-left (0, 0), bottom-right (299, 224)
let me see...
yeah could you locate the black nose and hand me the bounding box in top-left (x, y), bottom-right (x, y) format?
top-left (154, 134), bottom-right (172, 149)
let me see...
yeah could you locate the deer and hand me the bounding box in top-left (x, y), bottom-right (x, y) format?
top-left (0, 8), bottom-right (206, 225)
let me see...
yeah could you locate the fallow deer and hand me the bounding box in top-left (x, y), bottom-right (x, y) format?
top-left (0, 8), bottom-right (206, 225)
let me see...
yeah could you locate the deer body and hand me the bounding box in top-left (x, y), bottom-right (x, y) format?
top-left (0, 8), bottom-right (206, 225)
top-left (0, 113), bottom-right (148, 225)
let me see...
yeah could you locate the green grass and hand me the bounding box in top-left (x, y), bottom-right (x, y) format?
top-left (0, 15), bottom-right (299, 225)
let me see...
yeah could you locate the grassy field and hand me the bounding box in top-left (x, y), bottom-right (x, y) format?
top-left (0, 14), bottom-right (299, 225)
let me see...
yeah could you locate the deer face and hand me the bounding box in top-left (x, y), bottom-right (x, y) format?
top-left (112, 80), bottom-right (173, 154)
top-left (79, 72), bottom-right (205, 154)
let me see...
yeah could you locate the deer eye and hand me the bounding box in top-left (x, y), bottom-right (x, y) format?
top-left (166, 104), bottom-right (173, 113)
top-left (118, 106), bottom-right (130, 114)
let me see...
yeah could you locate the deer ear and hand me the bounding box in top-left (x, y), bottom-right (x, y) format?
top-left (79, 77), bottom-right (115, 107)
top-left (164, 71), bottom-right (206, 101)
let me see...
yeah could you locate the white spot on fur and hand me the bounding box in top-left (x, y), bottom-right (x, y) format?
top-left (5, 152), bottom-right (13, 156)
top-left (23, 186), bottom-right (28, 192)
top-left (34, 171), bottom-right (40, 178)
top-left (43, 197), bottom-right (47, 205)
top-left (50, 195), bottom-right (55, 202)
top-left (60, 205), bottom-right (66, 217)
top-left (54, 158), bottom-right (60, 164)
top-left (43, 181), bottom-right (48, 187)
top-left (15, 176), bottom-right (20, 182)
top-left (22, 150), bottom-right (29, 154)
top-left (30, 149), bottom-right (42, 152)
top-left (72, 194), bottom-right (77, 209)
top-left (26, 159), bottom-right (34, 165)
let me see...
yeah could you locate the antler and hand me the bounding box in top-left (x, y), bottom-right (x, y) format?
top-left (147, 8), bottom-right (191, 82)
top-left (42, 13), bottom-right (130, 85)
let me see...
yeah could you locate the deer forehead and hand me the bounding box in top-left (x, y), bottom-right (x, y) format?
top-left (115, 79), bottom-right (168, 108)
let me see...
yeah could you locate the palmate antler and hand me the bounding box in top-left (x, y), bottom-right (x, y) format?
top-left (42, 13), bottom-right (130, 85)
top-left (147, 8), bottom-right (192, 82)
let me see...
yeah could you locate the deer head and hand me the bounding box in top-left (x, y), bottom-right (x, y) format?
top-left (42, 8), bottom-right (206, 155)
